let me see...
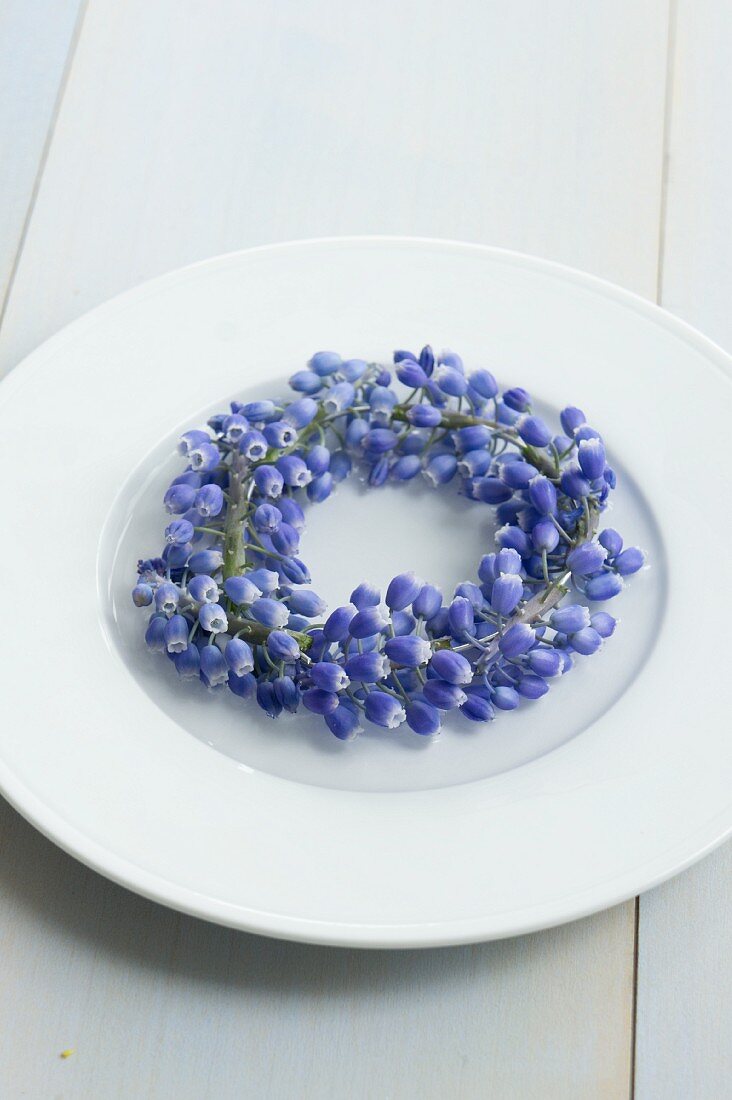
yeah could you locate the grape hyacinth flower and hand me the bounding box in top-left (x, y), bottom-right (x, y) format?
top-left (132, 345), bottom-right (646, 742)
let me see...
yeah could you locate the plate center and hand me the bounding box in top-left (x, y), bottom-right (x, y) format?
top-left (102, 384), bottom-right (666, 793)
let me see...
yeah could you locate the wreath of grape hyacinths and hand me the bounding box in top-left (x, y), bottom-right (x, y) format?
top-left (133, 346), bottom-right (645, 741)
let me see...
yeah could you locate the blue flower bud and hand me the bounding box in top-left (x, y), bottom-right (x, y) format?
top-left (266, 630), bottom-right (301, 662)
top-left (455, 425), bottom-right (491, 452)
top-left (239, 400), bottom-right (277, 422)
top-left (228, 670), bottom-right (256, 698)
top-left (132, 583), bottom-right (153, 607)
top-left (566, 540), bottom-right (607, 577)
top-left (195, 484), bottom-right (224, 518)
top-left (311, 661), bottom-right (349, 692)
top-left (198, 603), bottom-right (228, 634)
top-left (478, 553), bottom-right (499, 585)
top-left (252, 503), bottom-right (282, 534)
top-left (341, 358), bottom-right (368, 382)
top-left (163, 614), bottom-right (189, 653)
top-left (154, 582), bottom-right (180, 616)
top-left (503, 387), bottom-right (531, 412)
top-left (246, 567), bottom-right (279, 593)
top-left (578, 438), bottom-right (606, 480)
top-left (559, 406), bottom-right (586, 436)
top-left (364, 691), bottom-right (406, 729)
top-left (427, 607), bottom-right (449, 635)
top-left (323, 381), bottom-right (355, 414)
top-left (221, 414), bottom-right (248, 444)
top-left (189, 442), bottom-right (221, 473)
top-left (324, 702), bottom-right (362, 740)
top-left (423, 454), bottom-right (458, 486)
top-left (238, 429), bottom-right (268, 460)
top-left (250, 597), bottom-right (288, 628)
top-left (344, 651), bottom-right (390, 682)
top-left (528, 475), bottom-right (557, 516)
top-left (490, 574), bottom-right (523, 616)
top-left (186, 574), bottom-right (217, 604)
top-left (275, 455), bottom-right (312, 488)
top-left (344, 418), bottom-right (368, 450)
top-left (531, 518), bottom-right (559, 553)
top-left (560, 464), bottom-right (591, 499)
top-left (518, 415), bottom-right (552, 447)
top-left (429, 649), bottom-right (472, 685)
top-left (453, 582), bottom-right (482, 611)
top-left (164, 483), bottom-right (197, 514)
top-left (384, 635), bottom-right (432, 667)
top-left (434, 364), bottom-right (468, 397)
top-left (271, 522), bottom-right (300, 557)
top-left (305, 444), bottom-right (331, 476)
top-left (599, 528), bottom-right (623, 557)
top-left (199, 644), bottom-right (229, 687)
top-left (187, 549), bottom-right (223, 574)
top-left (458, 450), bottom-right (492, 478)
top-left (307, 471), bottom-right (334, 502)
top-left (256, 680), bottom-right (282, 718)
top-left (369, 386), bottom-right (398, 422)
top-left (349, 581), bottom-right (380, 609)
top-left (253, 464), bottom-right (284, 498)
top-left (491, 685), bottom-right (520, 710)
top-left (323, 604), bottom-right (357, 642)
top-left (585, 573), bottom-right (624, 601)
top-left (329, 450), bottom-right (352, 482)
top-left (517, 674), bottom-right (549, 699)
top-left (416, 346), bottom-right (434, 374)
top-left (289, 369), bottom-right (323, 394)
top-left (302, 687), bottom-right (340, 715)
top-left (362, 428), bottom-right (399, 454)
top-left (272, 675), bottom-right (300, 713)
top-left (264, 420), bottom-right (298, 448)
top-left (495, 547), bottom-right (522, 575)
top-left (224, 638), bottom-right (254, 675)
top-left (550, 604), bottom-right (591, 633)
top-left (422, 678), bottom-right (467, 709)
top-left (396, 360), bottom-right (428, 388)
top-left (280, 557), bottom-right (311, 585)
top-left (575, 425), bottom-right (601, 443)
top-left (499, 623), bottom-right (535, 657)
top-left (390, 454), bottom-right (421, 481)
top-left (468, 369), bottom-right (498, 399)
top-left (590, 611), bottom-right (616, 637)
top-left (406, 699), bottom-right (441, 736)
top-left (222, 576), bottom-right (260, 606)
top-left (309, 350), bottom-right (342, 376)
top-left (385, 571), bottom-right (422, 611)
top-left (460, 694), bottom-right (495, 721)
top-left (406, 404), bottom-right (442, 427)
top-left (569, 626), bottom-right (603, 655)
top-left (173, 645), bottom-right (200, 678)
top-left (474, 477), bottom-right (513, 505)
top-left (613, 547), bottom-right (645, 575)
top-left (527, 648), bottom-right (563, 677)
top-left (498, 461), bottom-right (536, 490)
top-left (144, 614), bottom-right (168, 651)
top-left (284, 589), bottom-right (326, 618)
top-left (495, 524), bottom-right (533, 558)
top-left (445, 596), bottom-right (472, 636)
top-left (165, 519), bottom-right (194, 545)
top-left (393, 349), bottom-right (416, 363)
top-left (349, 606), bottom-right (388, 639)
top-left (368, 456), bottom-right (390, 487)
top-left (412, 584), bottom-right (442, 620)
top-left (178, 429), bottom-right (211, 456)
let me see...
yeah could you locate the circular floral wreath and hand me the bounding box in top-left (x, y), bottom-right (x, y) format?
top-left (133, 346), bottom-right (645, 740)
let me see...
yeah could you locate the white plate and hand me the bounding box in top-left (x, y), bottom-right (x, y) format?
top-left (1, 238), bottom-right (730, 947)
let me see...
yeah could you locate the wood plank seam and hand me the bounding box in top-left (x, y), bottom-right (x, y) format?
top-left (0, 0), bottom-right (89, 330)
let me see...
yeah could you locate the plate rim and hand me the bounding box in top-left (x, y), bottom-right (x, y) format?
top-left (2, 234), bottom-right (731, 948)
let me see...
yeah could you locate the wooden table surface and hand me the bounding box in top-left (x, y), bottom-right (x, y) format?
top-left (0, 3), bottom-right (729, 1096)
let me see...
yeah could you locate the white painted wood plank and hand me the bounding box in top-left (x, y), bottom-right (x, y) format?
top-left (0, 0), bottom-right (669, 375)
top-left (636, 2), bottom-right (732, 1097)
top-left (0, 2), bottom-right (672, 1096)
top-left (0, 801), bottom-right (635, 1100)
top-left (0, 0), bottom-right (82, 303)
